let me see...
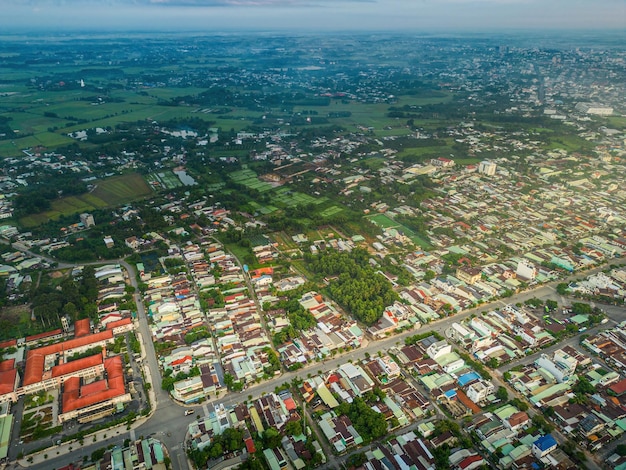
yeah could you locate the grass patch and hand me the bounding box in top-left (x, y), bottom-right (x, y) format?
top-left (368, 214), bottom-right (397, 229)
top-left (453, 158), bottom-right (482, 165)
top-left (272, 188), bottom-right (326, 207)
top-left (367, 213), bottom-right (432, 250)
top-left (319, 206), bottom-right (343, 218)
top-left (0, 304), bottom-right (40, 341)
top-left (542, 133), bottom-right (595, 152)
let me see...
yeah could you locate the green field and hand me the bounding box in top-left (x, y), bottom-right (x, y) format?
top-left (229, 169), bottom-right (274, 193)
top-left (273, 187), bottom-right (327, 207)
top-left (369, 214), bottom-right (398, 228)
top-left (292, 92), bottom-right (454, 132)
top-left (367, 213), bottom-right (432, 249)
top-left (319, 206), bottom-right (344, 218)
top-left (0, 84), bottom-right (261, 157)
top-left (248, 201), bottom-right (279, 214)
top-left (19, 173), bottom-right (152, 227)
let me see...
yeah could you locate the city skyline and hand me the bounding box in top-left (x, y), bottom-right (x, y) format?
top-left (2, 0), bottom-right (626, 33)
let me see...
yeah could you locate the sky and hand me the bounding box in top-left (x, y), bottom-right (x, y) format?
top-left (1, 0), bottom-right (625, 33)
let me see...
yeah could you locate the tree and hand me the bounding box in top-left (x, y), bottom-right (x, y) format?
top-left (510, 398), bottom-right (529, 411)
top-left (224, 373), bottom-right (234, 390)
top-left (335, 397), bottom-right (388, 444)
top-left (572, 376), bottom-right (595, 396)
top-left (486, 357), bottom-right (499, 369)
top-left (284, 420), bottom-right (303, 436)
top-left (496, 386), bottom-right (508, 401)
top-left (571, 302), bottom-right (592, 315)
top-left (545, 299), bottom-right (558, 311)
top-left (556, 283), bottom-right (569, 295)
top-left (531, 414), bottom-right (553, 434)
top-left (63, 302), bottom-right (78, 322)
top-left (263, 427), bottom-right (282, 449)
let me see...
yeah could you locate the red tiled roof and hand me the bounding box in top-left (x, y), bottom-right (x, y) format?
top-left (171, 355), bottom-right (192, 366)
top-left (283, 397), bottom-right (297, 411)
top-left (456, 389), bottom-right (481, 414)
top-left (62, 356), bottom-right (126, 413)
top-left (52, 353), bottom-right (103, 378)
top-left (80, 378), bottom-right (109, 396)
top-left (245, 437), bottom-right (256, 454)
top-left (610, 378), bottom-right (626, 396)
top-left (251, 267), bottom-right (273, 278)
top-left (0, 359), bottom-right (15, 372)
top-left (105, 318), bottom-right (132, 330)
top-left (508, 411), bottom-right (529, 427)
top-left (327, 374), bottom-right (340, 384)
top-left (26, 329), bottom-right (63, 343)
top-left (74, 319), bottom-right (90, 338)
top-left (459, 455), bottom-right (484, 470)
top-left (24, 330), bottom-right (113, 386)
top-left (0, 339), bottom-right (17, 349)
top-left (23, 354), bottom-right (45, 387)
top-left (0, 368), bottom-right (17, 395)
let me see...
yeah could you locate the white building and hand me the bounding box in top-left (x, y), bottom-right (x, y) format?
top-left (466, 380), bottom-right (494, 404)
top-left (426, 340), bottom-right (452, 360)
top-left (535, 349), bottom-right (577, 383)
top-left (575, 102), bottom-right (613, 116)
top-left (80, 213), bottom-right (95, 227)
top-left (516, 260), bottom-right (537, 280)
top-left (478, 160), bottom-right (497, 176)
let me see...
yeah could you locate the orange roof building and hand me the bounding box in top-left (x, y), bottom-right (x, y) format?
top-left (23, 330), bottom-right (114, 389)
top-left (25, 328), bottom-right (63, 345)
top-left (105, 317), bottom-right (132, 333)
top-left (0, 359), bottom-right (18, 401)
top-left (59, 356), bottom-right (130, 423)
top-left (456, 389), bottom-right (481, 414)
top-left (0, 359), bottom-right (14, 372)
top-left (74, 319), bottom-right (91, 338)
top-left (0, 339), bottom-right (17, 350)
top-left (51, 353), bottom-right (105, 381)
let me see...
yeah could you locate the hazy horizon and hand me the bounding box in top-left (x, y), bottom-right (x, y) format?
top-left (2, 0), bottom-right (626, 34)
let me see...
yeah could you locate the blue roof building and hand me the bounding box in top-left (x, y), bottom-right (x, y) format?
top-left (532, 434), bottom-right (557, 458)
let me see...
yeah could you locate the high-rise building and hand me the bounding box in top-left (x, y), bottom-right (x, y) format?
top-left (478, 160), bottom-right (496, 176)
top-left (80, 213), bottom-right (95, 227)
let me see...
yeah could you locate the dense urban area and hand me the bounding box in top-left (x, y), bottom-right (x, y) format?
top-left (0, 31), bottom-right (626, 470)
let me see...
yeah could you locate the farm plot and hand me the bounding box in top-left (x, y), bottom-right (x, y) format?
top-left (146, 171), bottom-right (183, 190)
top-left (272, 187), bottom-right (327, 207)
top-left (319, 206), bottom-right (343, 218)
top-left (248, 201), bottom-right (279, 215)
top-left (229, 169), bottom-right (273, 193)
top-left (19, 173), bottom-right (151, 227)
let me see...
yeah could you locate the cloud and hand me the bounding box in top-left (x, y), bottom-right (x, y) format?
top-left (2, 0), bottom-right (625, 31)
top-left (10, 0), bottom-right (373, 5)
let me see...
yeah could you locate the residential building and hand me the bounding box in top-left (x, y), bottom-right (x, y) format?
top-left (478, 160), bottom-right (497, 176)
